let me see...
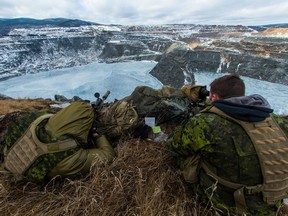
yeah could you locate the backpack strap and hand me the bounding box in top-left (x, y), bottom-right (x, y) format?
top-left (206, 106), bottom-right (288, 199)
top-left (239, 116), bottom-right (288, 204)
top-left (203, 106), bottom-right (288, 206)
top-left (201, 162), bottom-right (248, 214)
top-left (5, 114), bottom-right (78, 175)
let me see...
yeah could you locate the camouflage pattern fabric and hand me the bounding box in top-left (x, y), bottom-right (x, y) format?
top-left (0, 111), bottom-right (41, 164)
top-left (122, 85), bottom-right (191, 125)
top-left (1, 110), bottom-right (114, 183)
top-left (169, 111), bottom-right (288, 215)
top-left (0, 111), bottom-right (45, 150)
top-left (47, 135), bottom-right (115, 179)
top-left (96, 100), bottom-right (138, 139)
top-left (26, 135), bottom-right (114, 183)
top-left (0, 111), bottom-right (80, 182)
top-left (25, 147), bottom-right (80, 182)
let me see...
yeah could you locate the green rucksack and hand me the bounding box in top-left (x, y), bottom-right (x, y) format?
top-left (45, 101), bottom-right (94, 144)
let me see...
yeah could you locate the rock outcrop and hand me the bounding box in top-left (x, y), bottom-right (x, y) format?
top-left (149, 43), bottom-right (194, 88)
top-left (150, 42), bottom-right (288, 88)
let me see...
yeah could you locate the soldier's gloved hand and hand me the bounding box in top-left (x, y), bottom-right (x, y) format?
top-left (181, 85), bottom-right (209, 102)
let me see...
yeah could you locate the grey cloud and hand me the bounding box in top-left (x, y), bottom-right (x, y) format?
top-left (0, 0), bottom-right (287, 25)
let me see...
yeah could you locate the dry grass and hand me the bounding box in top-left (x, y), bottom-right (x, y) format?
top-left (0, 99), bottom-right (54, 115)
top-left (0, 99), bottom-right (220, 215)
top-left (0, 138), bottom-right (218, 216)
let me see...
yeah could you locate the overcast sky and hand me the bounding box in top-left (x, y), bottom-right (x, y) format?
top-left (1, 0), bottom-right (287, 26)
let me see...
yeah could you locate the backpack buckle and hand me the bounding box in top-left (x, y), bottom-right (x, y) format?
top-left (245, 184), bottom-right (263, 195)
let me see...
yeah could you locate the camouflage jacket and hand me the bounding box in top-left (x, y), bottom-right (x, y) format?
top-left (0, 110), bottom-right (114, 183)
top-left (169, 94), bottom-right (288, 215)
top-left (0, 111), bottom-right (80, 182)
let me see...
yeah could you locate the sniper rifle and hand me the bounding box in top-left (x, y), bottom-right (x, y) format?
top-left (87, 90), bottom-right (111, 147)
top-left (91, 90), bottom-right (111, 110)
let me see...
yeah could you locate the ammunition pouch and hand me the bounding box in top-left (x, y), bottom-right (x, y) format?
top-left (182, 154), bottom-right (201, 183)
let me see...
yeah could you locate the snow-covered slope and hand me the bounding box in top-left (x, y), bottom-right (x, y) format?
top-left (0, 18), bottom-right (287, 86)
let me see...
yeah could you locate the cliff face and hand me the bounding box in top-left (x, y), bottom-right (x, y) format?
top-left (218, 52), bottom-right (288, 85)
top-left (1, 36), bottom-right (106, 79)
top-left (0, 20), bottom-right (287, 87)
top-left (150, 42), bottom-right (288, 88)
top-left (0, 24), bottom-right (175, 80)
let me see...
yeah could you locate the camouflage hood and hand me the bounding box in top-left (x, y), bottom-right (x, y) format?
top-left (212, 94), bottom-right (273, 122)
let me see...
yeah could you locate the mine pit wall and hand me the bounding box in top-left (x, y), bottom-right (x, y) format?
top-left (150, 49), bottom-right (288, 88)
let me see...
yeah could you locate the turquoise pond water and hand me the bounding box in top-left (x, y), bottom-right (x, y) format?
top-left (0, 61), bottom-right (287, 114)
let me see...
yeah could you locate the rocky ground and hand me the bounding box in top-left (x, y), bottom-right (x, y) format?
top-left (150, 28), bottom-right (288, 88)
top-left (207, 28), bottom-right (288, 62)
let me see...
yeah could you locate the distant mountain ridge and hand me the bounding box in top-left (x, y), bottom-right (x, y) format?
top-left (0, 18), bottom-right (100, 36)
top-left (0, 17), bottom-right (100, 27)
top-left (1, 17), bottom-right (287, 29)
top-left (1, 17), bottom-right (287, 36)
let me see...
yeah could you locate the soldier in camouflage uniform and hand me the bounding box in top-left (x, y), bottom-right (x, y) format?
top-left (169, 74), bottom-right (288, 215)
top-left (0, 102), bottom-right (115, 184)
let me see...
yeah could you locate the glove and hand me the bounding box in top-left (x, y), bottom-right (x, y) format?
top-left (181, 85), bottom-right (209, 102)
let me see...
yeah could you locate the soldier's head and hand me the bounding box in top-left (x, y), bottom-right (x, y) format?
top-left (209, 74), bottom-right (245, 102)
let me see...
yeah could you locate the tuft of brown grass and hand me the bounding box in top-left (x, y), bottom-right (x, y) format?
top-left (0, 99), bottom-right (55, 115)
top-left (0, 138), bottom-right (218, 216)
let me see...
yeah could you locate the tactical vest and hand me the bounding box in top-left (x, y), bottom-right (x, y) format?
top-left (4, 114), bottom-right (79, 175)
top-left (201, 106), bottom-right (288, 213)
